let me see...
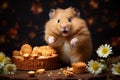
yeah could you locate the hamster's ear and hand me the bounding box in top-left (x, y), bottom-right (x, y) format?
top-left (74, 8), bottom-right (80, 17)
top-left (49, 9), bottom-right (55, 19)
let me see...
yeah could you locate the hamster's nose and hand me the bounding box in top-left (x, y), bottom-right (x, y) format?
top-left (61, 23), bottom-right (67, 29)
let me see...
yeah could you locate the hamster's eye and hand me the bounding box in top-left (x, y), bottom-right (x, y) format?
top-left (68, 18), bottom-right (71, 22)
top-left (57, 19), bottom-right (60, 23)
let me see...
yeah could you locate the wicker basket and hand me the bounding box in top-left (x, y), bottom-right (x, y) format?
top-left (12, 54), bottom-right (59, 70)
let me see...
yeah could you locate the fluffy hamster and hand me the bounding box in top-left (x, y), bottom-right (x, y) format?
top-left (44, 7), bottom-right (92, 65)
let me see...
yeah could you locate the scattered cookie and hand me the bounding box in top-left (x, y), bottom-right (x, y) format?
top-left (63, 70), bottom-right (74, 77)
top-left (28, 71), bottom-right (35, 77)
top-left (67, 67), bottom-right (73, 72)
top-left (57, 71), bottom-right (62, 75)
top-left (36, 69), bottom-right (45, 74)
top-left (60, 68), bottom-right (63, 71)
top-left (47, 71), bottom-right (53, 77)
top-left (72, 62), bottom-right (86, 74)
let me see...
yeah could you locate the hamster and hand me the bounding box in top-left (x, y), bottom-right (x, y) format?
top-left (44, 7), bottom-right (92, 65)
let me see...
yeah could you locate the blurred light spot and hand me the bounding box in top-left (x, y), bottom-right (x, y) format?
top-left (14, 22), bottom-right (20, 30)
top-left (1, 2), bottom-right (8, 9)
top-left (102, 8), bottom-right (108, 14)
top-left (28, 32), bottom-right (36, 39)
top-left (97, 27), bottom-right (103, 32)
top-left (58, 0), bottom-right (64, 3)
top-left (7, 23), bottom-right (20, 39)
top-left (102, 16), bottom-right (108, 23)
top-left (109, 20), bottom-right (117, 28)
top-left (112, 37), bottom-right (120, 47)
top-left (87, 17), bottom-right (95, 26)
top-left (35, 0), bottom-right (40, 2)
top-left (89, 0), bottom-right (99, 9)
top-left (79, 1), bottom-right (86, 8)
top-left (104, 0), bottom-right (109, 3)
top-left (30, 3), bottom-right (43, 14)
top-left (7, 28), bottom-right (18, 39)
top-left (0, 35), bottom-right (5, 43)
top-left (50, 1), bottom-right (57, 8)
top-left (34, 25), bottom-right (39, 31)
top-left (26, 20), bottom-right (32, 27)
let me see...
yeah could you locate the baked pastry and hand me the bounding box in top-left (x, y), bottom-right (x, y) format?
top-left (28, 71), bottom-right (36, 77)
top-left (72, 62), bottom-right (86, 74)
top-left (38, 46), bottom-right (56, 56)
top-left (13, 50), bottom-right (20, 56)
top-left (20, 44), bottom-right (32, 56)
top-left (36, 69), bottom-right (45, 74)
top-left (12, 44), bottom-right (59, 70)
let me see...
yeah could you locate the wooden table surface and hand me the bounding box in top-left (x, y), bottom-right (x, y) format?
top-left (0, 69), bottom-right (119, 80)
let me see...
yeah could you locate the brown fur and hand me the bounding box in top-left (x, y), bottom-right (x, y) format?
top-left (44, 7), bottom-right (92, 65)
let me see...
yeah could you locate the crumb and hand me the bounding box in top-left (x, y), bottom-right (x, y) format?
top-left (57, 72), bottom-right (62, 75)
top-left (67, 66), bottom-right (70, 69)
top-left (28, 71), bottom-right (35, 77)
top-left (67, 67), bottom-right (73, 72)
top-left (48, 74), bottom-right (51, 77)
top-left (60, 68), bottom-right (63, 71)
top-left (63, 70), bottom-right (74, 77)
top-left (49, 71), bottom-right (53, 75)
top-left (48, 71), bottom-right (53, 77)
top-left (36, 69), bottom-right (45, 74)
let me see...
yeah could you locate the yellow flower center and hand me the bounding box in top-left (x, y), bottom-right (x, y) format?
top-left (0, 55), bottom-right (4, 62)
top-left (115, 66), bottom-right (120, 74)
top-left (7, 66), bottom-right (13, 72)
top-left (92, 62), bottom-right (99, 70)
top-left (102, 47), bottom-right (108, 54)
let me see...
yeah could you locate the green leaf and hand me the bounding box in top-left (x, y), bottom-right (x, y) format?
top-left (0, 69), bottom-right (4, 74)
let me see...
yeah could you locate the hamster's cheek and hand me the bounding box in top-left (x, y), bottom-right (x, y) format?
top-left (48, 36), bottom-right (55, 44)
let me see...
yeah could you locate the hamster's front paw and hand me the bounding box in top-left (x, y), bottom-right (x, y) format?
top-left (70, 38), bottom-right (79, 46)
top-left (48, 36), bottom-right (55, 44)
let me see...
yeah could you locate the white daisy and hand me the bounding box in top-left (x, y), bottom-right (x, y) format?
top-left (3, 63), bottom-right (17, 75)
top-left (4, 57), bottom-right (12, 64)
top-left (112, 62), bottom-right (120, 75)
top-left (96, 44), bottom-right (113, 58)
top-left (99, 59), bottom-right (107, 70)
top-left (0, 52), bottom-right (6, 68)
top-left (87, 60), bottom-right (104, 75)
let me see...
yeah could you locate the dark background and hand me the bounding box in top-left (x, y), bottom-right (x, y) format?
top-left (0, 0), bottom-right (120, 59)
